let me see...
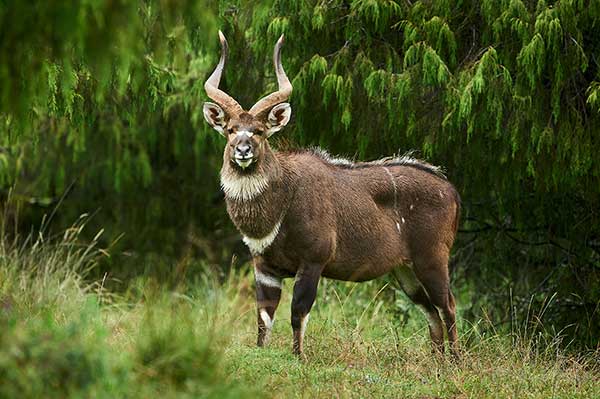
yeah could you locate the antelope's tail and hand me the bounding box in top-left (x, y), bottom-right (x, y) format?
top-left (451, 186), bottom-right (461, 237)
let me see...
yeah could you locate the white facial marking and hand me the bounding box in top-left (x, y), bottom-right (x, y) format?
top-left (236, 130), bottom-right (254, 138)
top-left (220, 173), bottom-right (269, 201)
top-left (243, 218), bottom-right (283, 255)
top-left (300, 313), bottom-right (310, 339)
top-left (255, 268), bottom-right (282, 289)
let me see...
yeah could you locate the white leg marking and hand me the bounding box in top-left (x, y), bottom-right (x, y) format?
top-left (260, 309), bottom-right (274, 330)
top-left (300, 313), bottom-right (310, 339)
top-left (260, 308), bottom-right (274, 343)
top-left (255, 267), bottom-right (282, 289)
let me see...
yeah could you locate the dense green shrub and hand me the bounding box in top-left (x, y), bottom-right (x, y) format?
top-left (0, 223), bottom-right (259, 398)
top-left (0, 304), bottom-right (127, 399)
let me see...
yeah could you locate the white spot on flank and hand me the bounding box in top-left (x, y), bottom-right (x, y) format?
top-left (255, 268), bottom-right (282, 289)
top-left (439, 190), bottom-right (444, 198)
top-left (300, 313), bottom-right (310, 339)
top-left (220, 172), bottom-right (269, 201)
top-left (401, 217), bottom-right (406, 224)
top-left (243, 218), bottom-right (283, 255)
top-left (410, 204), bottom-right (414, 210)
top-left (236, 130), bottom-right (254, 138)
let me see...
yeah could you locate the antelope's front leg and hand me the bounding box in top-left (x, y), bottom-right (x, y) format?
top-left (254, 263), bottom-right (282, 347)
top-left (291, 267), bottom-right (321, 356)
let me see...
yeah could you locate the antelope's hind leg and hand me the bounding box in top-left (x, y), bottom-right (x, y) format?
top-left (412, 251), bottom-right (459, 358)
top-left (393, 264), bottom-right (445, 353)
top-left (254, 265), bottom-right (282, 347)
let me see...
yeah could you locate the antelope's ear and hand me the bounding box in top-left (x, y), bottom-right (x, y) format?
top-left (266, 103), bottom-right (291, 137)
top-left (203, 102), bottom-right (227, 136)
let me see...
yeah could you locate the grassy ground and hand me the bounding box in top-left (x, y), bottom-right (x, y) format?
top-left (0, 226), bottom-right (598, 398)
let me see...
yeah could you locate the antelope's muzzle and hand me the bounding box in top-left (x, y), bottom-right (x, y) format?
top-left (234, 142), bottom-right (254, 168)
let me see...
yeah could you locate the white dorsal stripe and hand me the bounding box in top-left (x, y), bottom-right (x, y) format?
top-left (220, 172), bottom-right (269, 201)
top-left (243, 218), bottom-right (283, 256)
top-left (255, 268), bottom-right (282, 289)
top-left (309, 147), bottom-right (446, 177)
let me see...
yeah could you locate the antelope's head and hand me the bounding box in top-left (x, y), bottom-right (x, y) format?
top-left (203, 32), bottom-right (292, 171)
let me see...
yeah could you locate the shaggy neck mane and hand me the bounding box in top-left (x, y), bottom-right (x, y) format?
top-left (220, 169), bottom-right (270, 201)
top-left (305, 147), bottom-right (447, 179)
top-left (220, 150), bottom-right (282, 202)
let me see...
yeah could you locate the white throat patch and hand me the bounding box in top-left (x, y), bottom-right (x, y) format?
top-left (220, 172), bottom-right (269, 201)
top-left (242, 218), bottom-right (283, 256)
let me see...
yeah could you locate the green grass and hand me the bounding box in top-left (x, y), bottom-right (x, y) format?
top-left (0, 225), bottom-right (598, 398)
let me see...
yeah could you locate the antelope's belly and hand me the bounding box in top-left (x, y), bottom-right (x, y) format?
top-left (321, 259), bottom-right (398, 282)
top-left (322, 230), bottom-right (408, 282)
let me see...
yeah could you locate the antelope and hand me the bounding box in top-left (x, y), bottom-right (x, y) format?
top-left (203, 31), bottom-right (461, 357)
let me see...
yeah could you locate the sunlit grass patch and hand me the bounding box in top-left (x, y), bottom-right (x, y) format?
top-left (0, 223), bottom-right (598, 398)
top-left (224, 277), bottom-right (599, 399)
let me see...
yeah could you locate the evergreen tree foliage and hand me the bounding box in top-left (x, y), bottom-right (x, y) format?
top-left (0, 1), bottom-right (598, 347)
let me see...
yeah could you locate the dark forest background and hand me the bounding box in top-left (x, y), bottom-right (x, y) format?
top-left (0, 0), bottom-right (598, 349)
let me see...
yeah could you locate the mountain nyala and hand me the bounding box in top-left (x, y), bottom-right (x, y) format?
top-left (203, 31), bottom-right (461, 357)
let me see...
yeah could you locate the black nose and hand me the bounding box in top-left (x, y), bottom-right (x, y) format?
top-left (235, 144), bottom-right (252, 157)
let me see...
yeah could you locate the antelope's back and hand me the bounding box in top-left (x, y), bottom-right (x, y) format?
top-left (281, 151), bottom-right (460, 281)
